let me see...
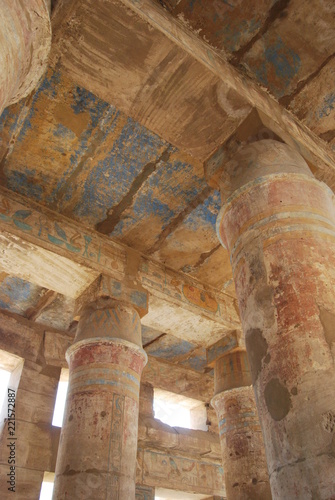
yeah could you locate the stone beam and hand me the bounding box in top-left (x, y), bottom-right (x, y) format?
top-left (137, 448), bottom-right (225, 497)
top-left (119, 0), bottom-right (335, 184)
top-left (0, 187), bottom-right (239, 332)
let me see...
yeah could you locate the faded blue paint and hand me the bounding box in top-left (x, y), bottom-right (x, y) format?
top-left (49, 90), bottom-right (118, 205)
top-left (181, 349), bottom-right (207, 372)
top-left (74, 118), bottom-right (167, 223)
top-left (6, 169), bottom-right (44, 201)
top-left (183, 190), bottom-right (221, 231)
top-left (317, 92), bottom-right (335, 119)
top-left (130, 290), bottom-right (147, 309)
top-left (207, 336), bottom-right (237, 364)
top-left (70, 86), bottom-right (111, 128)
top-left (0, 277), bottom-right (42, 314)
top-left (145, 335), bottom-right (196, 360)
top-left (52, 123), bottom-right (76, 141)
top-left (254, 36), bottom-right (301, 98)
top-left (110, 154), bottom-right (206, 236)
top-left (214, 16), bottom-right (261, 53)
top-left (15, 68), bottom-right (62, 143)
top-left (0, 107), bottom-right (10, 128)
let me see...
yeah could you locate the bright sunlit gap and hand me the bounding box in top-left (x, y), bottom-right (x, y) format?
top-left (153, 388), bottom-right (207, 430)
top-left (39, 472), bottom-right (54, 500)
top-left (52, 368), bottom-right (69, 427)
top-left (155, 489), bottom-right (210, 500)
top-left (0, 368), bottom-right (11, 409)
top-left (0, 349), bottom-right (24, 417)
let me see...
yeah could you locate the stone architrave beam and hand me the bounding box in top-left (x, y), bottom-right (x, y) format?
top-left (0, 187), bottom-right (239, 332)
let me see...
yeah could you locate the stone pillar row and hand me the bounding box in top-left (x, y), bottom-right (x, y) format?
top-left (216, 140), bottom-right (335, 499)
top-left (0, 0), bottom-right (51, 116)
top-left (211, 350), bottom-right (272, 500)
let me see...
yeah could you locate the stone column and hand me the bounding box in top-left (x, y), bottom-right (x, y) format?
top-left (53, 297), bottom-right (147, 499)
top-left (217, 139), bottom-right (335, 499)
top-left (211, 350), bottom-right (271, 500)
top-left (0, 0), bottom-right (51, 115)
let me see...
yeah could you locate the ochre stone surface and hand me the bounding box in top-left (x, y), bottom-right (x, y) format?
top-left (217, 140), bottom-right (335, 499)
top-left (53, 301), bottom-right (147, 499)
top-left (0, 0), bottom-right (51, 115)
top-left (212, 351), bottom-right (271, 500)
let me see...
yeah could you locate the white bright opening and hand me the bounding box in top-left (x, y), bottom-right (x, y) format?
top-left (52, 368), bottom-right (69, 427)
top-left (155, 488), bottom-right (210, 499)
top-left (0, 368), bottom-right (11, 409)
top-left (39, 472), bottom-right (54, 500)
top-left (0, 349), bottom-right (24, 434)
top-left (153, 388), bottom-right (207, 431)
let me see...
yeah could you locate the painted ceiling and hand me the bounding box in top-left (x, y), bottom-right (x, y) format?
top-left (0, 0), bottom-right (334, 372)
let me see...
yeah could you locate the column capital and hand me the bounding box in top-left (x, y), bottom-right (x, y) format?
top-left (66, 337), bottom-right (148, 367)
top-left (75, 274), bottom-right (149, 319)
top-left (211, 349), bottom-right (252, 397)
top-left (74, 296), bottom-right (145, 347)
top-left (216, 139), bottom-right (313, 203)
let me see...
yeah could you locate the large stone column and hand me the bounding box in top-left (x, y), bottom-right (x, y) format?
top-left (53, 297), bottom-right (147, 499)
top-left (211, 350), bottom-right (271, 500)
top-left (216, 139), bottom-right (335, 499)
top-left (0, 0), bottom-right (51, 115)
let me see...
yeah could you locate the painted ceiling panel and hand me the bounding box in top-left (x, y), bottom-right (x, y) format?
top-left (144, 333), bottom-right (197, 361)
top-left (0, 275), bottom-right (43, 315)
top-left (241, 0), bottom-right (335, 99)
top-left (68, 114), bottom-right (168, 226)
top-left (111, 149), bottom-right (207, 252)
top-left (56, 0), bottom-right (252, 160)
top-left (0, 68), bottom-right (113, 206)
top-left (36, 294), bottom-right (75, 331)
top-left (180, 347), bottom-right (208, 373)
top-left (288, 58), bottom-right (335, 147)
top-left (152, 191), bottom-right (221, 270)
top-left (142, 325), bottom-right (163, 346)
top-left (157, 0), bottom-right (274, 53)
top-left (189, 246), bottom-right (235, 295)
top-left (0, 66), bottom-right (225, 286)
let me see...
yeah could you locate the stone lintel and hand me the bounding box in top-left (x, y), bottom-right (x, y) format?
top-left (0, 186), bottom-right (239, 330)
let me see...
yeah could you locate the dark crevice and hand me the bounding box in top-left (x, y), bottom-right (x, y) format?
top-left (146, 185), bottom-right (213, 255)
top-left (96, 148), bottom-right (171, 235)
top-left (192, 243), bottom-right (221, 270)
top-left (230, 0), bottom-right (291, 65)
top-left (270, 456), bottom-right (306, 476)
top-left (319, 130), bottom-right (335, 143)
top-left (143, 332), bottom-right (167, 349)
top-left (279, 52), bottom-right (335, 107)
top-left (25, 289), bottom-right (58, 321)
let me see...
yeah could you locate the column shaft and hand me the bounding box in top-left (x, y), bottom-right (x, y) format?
top-left (53, 300), bottom-right (147, 499)
top-left (217, 140), bottom-right (335, 499)
top-left (212, 350), bottom-right (271, 500)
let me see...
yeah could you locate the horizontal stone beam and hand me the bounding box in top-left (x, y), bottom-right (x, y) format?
top-left (0, 187), bottom-right (239, 332)
top-left (137, 447), bottom-right (225, 496)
